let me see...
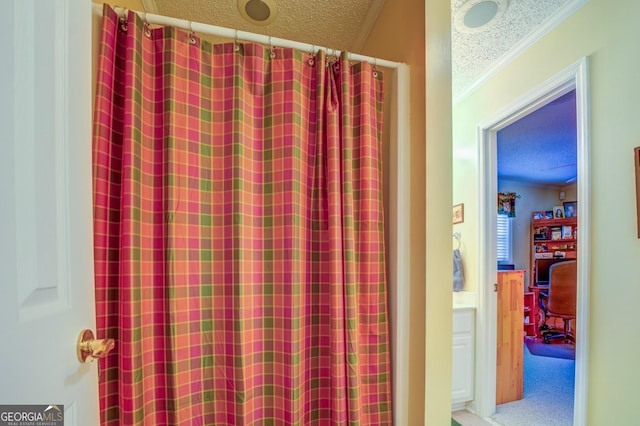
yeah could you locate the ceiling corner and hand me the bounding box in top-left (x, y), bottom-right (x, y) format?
top-left (141, 0), bottom-right (158, 14)
top-left (352, 0), bottom-right (386, 52)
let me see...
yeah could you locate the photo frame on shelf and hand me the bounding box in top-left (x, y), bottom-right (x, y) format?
top-left (453, 203), bottom-right (464, 224)
top-left (562, 225), bottom-right (573, 239)
top-left (532, 211), bottom-right (544, 220)
top-left (563, 201), bottom-right (577, 218)
top-left (552, 205), bottom-right (564, 218)
top-left (533, 226), bottom-right (549, 240)
top-left (534, 243), bottom-right (548, 253)
top-left (545, 211), bottom-right (553, 219)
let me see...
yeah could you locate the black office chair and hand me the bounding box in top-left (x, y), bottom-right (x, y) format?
top-left (538, 260), bottom-right (577, 344)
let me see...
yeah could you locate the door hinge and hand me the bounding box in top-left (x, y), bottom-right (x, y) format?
top-left (494, 282), bottom-right (498, 292)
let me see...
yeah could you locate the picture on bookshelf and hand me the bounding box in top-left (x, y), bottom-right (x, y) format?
top-left (535, 244), bottom-right (548, 253)
top-left (553, 205), bottom-right (564, 218)
top-left (533, 226), bottom-right (549, 240)
top-left (564, 201), bottom-right (577, 218)
top-left (562, 225), bottom-right (573, 239)
top-left (532, 211), bottom-right (544, 220)
top-left (545, 210), bottom-right (553, 219)
top-left (550, 226), bottom-right (562, 240)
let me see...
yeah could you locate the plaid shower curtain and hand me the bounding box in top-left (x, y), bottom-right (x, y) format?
top-left (92, 5), bottom-right (392, 425)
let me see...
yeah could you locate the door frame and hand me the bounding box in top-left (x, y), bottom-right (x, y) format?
top-left (474, 57), bottom-right (590, 424)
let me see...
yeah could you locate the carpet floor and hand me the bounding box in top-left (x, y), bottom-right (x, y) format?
top-left (489, 343), bottom-right (575, 425)
top-left (524, 336), bottom-right (575, 360)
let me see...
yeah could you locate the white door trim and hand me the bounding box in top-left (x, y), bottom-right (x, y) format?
top-left (474, 57), bottom-right (590, 425)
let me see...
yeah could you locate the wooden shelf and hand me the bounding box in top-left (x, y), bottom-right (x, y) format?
top-left (523, 292), bottom-right (536, 337)
top-left (530, 215), bottom-right (578, 337)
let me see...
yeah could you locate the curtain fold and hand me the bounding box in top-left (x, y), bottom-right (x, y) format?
top-left (93, 5), bottom-right (391, 425)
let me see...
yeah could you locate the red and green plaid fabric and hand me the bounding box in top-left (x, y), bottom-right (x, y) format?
top-left (93, 5), bottom-right (391, 425)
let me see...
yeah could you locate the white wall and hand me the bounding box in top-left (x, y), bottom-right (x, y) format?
top-left (453, 0), bottom-right (640, 422)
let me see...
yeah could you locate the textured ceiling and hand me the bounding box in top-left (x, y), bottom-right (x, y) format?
top-left (146, 0), bottom-right (384, 53)
top-left (451, 0), bottom-right (568, 98)
top-left (497, 90), bottom-right (577, 185)
top-left (137, 0), bottom-right (581, 186)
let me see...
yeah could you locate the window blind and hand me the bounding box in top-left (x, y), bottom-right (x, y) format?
top-left (497, 214), bottom-right (511, 262)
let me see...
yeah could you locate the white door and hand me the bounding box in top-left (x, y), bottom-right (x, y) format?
top-left (0, 0), bottom-right (99, 424)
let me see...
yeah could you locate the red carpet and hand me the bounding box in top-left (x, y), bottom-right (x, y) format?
top-left (524, 337), bottom-right (575, 360)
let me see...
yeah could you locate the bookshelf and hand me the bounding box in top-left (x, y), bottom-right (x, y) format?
top-left (530, 217), bottom-right (577, 287)
top-left (529, 215), bottom-right (577, 336)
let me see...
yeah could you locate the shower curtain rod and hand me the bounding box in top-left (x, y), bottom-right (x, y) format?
top-left (91, 3), bottom-right (403, 70)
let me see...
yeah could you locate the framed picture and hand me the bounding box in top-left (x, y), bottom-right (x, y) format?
top-left (562, 225), bottom-right (572, 239)
top-left (533, 226), bottom-right (549, 240)
top-left (552, 205), bottom-right (564, 218)
top-left (545, 210), bottom-right (553, 220)
top-left (532, 211), bottom-right (544, 220)
top-left (563, 201), bottom-right (577, 218)
top-left (453, 203), bottom-right (464, 224)
top-left (535, 243), bottom-right (548, 253)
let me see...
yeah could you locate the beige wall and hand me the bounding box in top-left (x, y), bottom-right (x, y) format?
top-left (363, 0), bottom-right (452, 424)
top-left (453, 0), bottom-right (640, 422)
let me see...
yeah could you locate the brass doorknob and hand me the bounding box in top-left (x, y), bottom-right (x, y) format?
top-left (77, 329), bottom-right (115, 363)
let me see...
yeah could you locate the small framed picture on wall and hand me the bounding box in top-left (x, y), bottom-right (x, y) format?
top-left (453, 203), bottom-right (464, 224)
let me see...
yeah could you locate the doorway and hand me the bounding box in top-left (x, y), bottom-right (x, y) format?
top-left (474, 58), bottom-right (591, 425)
top-left (493, 88), bottom-right (576, 424)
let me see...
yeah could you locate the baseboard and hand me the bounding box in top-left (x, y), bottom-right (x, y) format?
top-left (451, 401), bottom-right (469, 412)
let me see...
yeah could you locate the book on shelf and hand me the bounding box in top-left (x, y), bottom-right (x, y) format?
top-left (534, 252), bottom-right (554, 259)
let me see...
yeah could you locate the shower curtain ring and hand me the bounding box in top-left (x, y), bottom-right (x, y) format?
top-left (188, 21), bottom-right (196, 45)
top-left (307, 45), bottom-right (316, 66)
top-left (373, 57), bottom-right (378, 78)
top-left (330, 49), bottom-right (340, 71)
top-left (269, 36), bottom-right (276, 59)
top-left (143, 13), bottom-right (151, 37)
top-left (234, 30), bottom-right (240, 52)
top-left (119, 7), bottom-right (128, 32)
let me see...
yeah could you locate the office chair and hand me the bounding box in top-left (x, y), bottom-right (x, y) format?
top-left (538, 260), bottom-right (577, 344)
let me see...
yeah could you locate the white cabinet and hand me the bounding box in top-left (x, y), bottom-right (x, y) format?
top-left (452, 308), bottom-right (475, 407)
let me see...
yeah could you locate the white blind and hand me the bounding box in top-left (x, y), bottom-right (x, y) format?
top-left (497, 214), bottom-right (511, 262)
